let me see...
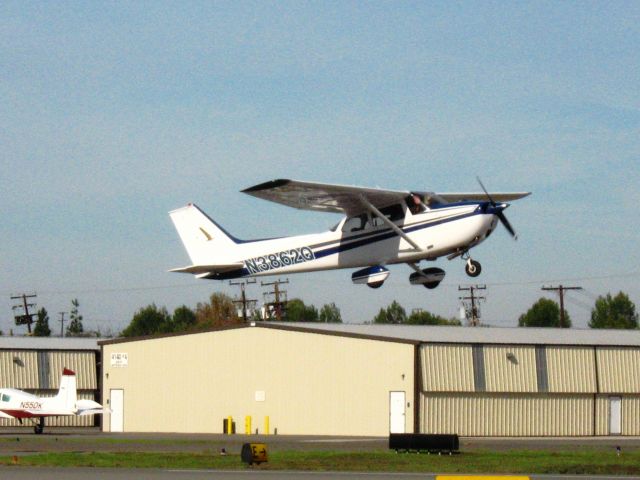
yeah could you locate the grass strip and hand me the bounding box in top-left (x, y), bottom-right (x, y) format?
top-left (1, 449), bottom-right (639, 475)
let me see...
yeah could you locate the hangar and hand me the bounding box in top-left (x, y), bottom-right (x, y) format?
top-left (0, 336), bottom-right (101, 428)
top-left (100, 323), bottom-right (640, 436)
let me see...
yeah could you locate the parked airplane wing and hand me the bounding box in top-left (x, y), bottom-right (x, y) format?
top-left (242, 179), bottom-right (410, 216)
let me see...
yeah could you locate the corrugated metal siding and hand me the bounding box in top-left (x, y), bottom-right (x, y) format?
top-left (421, 392), bottom-right (594, 436)
top-left (546, 347), bottom-right (596, 393)
top-left (484, 346), bottom-right (537, 392)
top-left (622, 396), bottom-right (640, 435)
top-left (0, 351), bottom-right (96, 390)
top-left (597, 348), bottom-right (640, 393)
top-left (0, 351), bottom-right (39, 389)
top-left (46, 352), bottom-right (97, 389)
top-left (595, 395), bottom-right (609, 435)
top-left (0, 392), bottom-right (96, 427)
top-left (421, 345), bottom-right (474, 392)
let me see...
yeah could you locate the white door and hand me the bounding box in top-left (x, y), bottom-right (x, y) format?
top-left (110, 389), bottom-right (124, 432)
top-left (610, 396), bottom-right (622, 435)
top-left (389, 391), bottom-right (406, 434)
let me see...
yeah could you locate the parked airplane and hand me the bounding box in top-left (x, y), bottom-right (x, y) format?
top-left (0, 368), bottom-right (107, 434)
top-left (170, 179), bottom-right (530, 289)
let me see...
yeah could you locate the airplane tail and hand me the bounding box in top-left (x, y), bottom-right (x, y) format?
top-left (169, 204), bottom-right (240, 265)
top-left (52, 368), bottom-right (77, 412)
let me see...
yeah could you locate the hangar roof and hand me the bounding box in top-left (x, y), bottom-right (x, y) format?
top-left (0, 336), bottom-right (100, 351)
top-left (99, 322), bottom-right (640, 348)
top-left (266, 323), bottom-right (640, 347)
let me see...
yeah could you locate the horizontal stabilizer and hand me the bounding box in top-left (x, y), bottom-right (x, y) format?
top-left (170, 263), bottom-right (244, 275)
top-left (77, 399), bottom-right (110, 415)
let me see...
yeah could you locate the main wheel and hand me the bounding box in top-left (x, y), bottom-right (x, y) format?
top-left (465, 259), bottom-right (482, 277)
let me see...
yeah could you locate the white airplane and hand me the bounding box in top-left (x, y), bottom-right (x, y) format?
top-left (170, 179), bottom-right (530, 289)
top-left (0, 368), bottom-right (107, 434)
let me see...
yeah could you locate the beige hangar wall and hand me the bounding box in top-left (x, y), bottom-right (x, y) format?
top-left (102, 326), bottom-right (415, 436)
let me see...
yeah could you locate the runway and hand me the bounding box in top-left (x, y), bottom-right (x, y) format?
top-left (2, 466), bottom-right (640, 480)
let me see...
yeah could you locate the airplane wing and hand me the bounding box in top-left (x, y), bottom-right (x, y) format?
top-left (425, 192), bottom-right (531, 204)
top-left (242, 179), bottom-right (411, 216)
top-left (243, 179), bottom-right (530, 215)
top-left (170, 263), bottom-right (244, 275)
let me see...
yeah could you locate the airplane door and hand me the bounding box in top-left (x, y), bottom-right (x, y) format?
top-left (609, 396), bottom-right (622, 435)
top-left (389, 391), bottom-right (406, 434)
top-left (110, 389), bottom-right (124, 432)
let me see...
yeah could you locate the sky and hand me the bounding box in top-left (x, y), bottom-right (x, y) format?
top-left (2, 1), bottom-right (639, 335)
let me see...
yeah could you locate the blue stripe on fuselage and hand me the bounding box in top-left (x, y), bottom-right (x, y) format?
top-left (314, 207), bottom-right (480, 259)
top-left (204, 205), bottom-right (484, 279)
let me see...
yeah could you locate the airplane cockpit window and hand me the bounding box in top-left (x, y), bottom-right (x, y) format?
top-left (1, 394), bottom-right (10, 402)
top-left (342, 214), bottom-right (370, 233)
top-left (406, 194), bottom-right (426, 214)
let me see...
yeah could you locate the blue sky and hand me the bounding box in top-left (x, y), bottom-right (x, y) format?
top-left (2, 1), bottom-right (639, 335)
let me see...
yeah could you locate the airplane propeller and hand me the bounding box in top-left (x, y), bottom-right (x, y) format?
top-left (477, 177), bottom-right (518, 240)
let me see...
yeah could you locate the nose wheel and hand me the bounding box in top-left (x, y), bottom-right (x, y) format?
top-left (465, 258), bottom-right (482, 278)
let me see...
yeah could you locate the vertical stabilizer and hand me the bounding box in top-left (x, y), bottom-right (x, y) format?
top-left (53, 368), bottom-right (77, 412)
top-left (169, 204), bottom-right (240, 265)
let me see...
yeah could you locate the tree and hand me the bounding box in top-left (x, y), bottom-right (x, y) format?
top-left (373, 301), bottom-right (407, 324)
top-left (33, 307), bottom-right (52, 337)
top-left (589, 292), bottom-right (638, 329)
top-left (319, 303), bottom-right (342, 323)
top-left (121, 304), bottom-right (171, 337)
top-left (285, 298), bottom-right (319, 322)
top-left (167, 305), bottom-right (197, 332)
top-left (407, 310), bottom-right (461, 326)
top-left (194, 292), bottom-right (239, 328)
top-left (66, 298), bottom-right (85, 336)
top-left (518, 298), bottom-right (571, 328)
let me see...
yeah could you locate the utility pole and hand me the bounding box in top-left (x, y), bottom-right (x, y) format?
top-left (11, 293), bottom-right (37, 334)
top-left (458, 285), bottom-right (486, 326)
top-left (261, 279), bottom-right (289, 321)
top-left (542, 285), bottom-right (582, 328)
top-left (58, 312), bottom-right (67, 337)
top-left (230, 279), bottom-right (257, 322)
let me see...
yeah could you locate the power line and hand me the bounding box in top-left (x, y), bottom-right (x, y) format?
top-left (458, 285), bottom-right (486, 327)
top-left (11, 293), bottom-right (37, 334)
top-left (230, 279), bottom-right (257, 323)
top-left (262, 279), bottom-right (289, 321)
top-left (542, 285), bottom-right (583, 328)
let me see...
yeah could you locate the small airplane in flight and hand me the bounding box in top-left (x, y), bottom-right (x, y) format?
top-left (170, 179), bottom-right (530, 289)
top-left (0, 368), bottom-right (107, 434)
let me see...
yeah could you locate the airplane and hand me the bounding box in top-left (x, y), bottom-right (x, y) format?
top-left (0, 368), bottom-right (107, 434)
top-left (170, 179), bottom-right (530, 289)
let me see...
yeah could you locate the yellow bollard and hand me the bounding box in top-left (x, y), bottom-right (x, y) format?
top-left (264, 416), bottom-right (269, 435)
top-left (227, 415), bottom-right (233, 434)
top-left (245, 415), bottom-right (252, 435)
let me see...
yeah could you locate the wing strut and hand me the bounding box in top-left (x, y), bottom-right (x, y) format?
top-left (359, 196), bottom-right (423, 252)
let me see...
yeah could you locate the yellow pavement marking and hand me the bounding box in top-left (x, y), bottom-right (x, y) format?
top-left (436, 476), bottom-right (530, 480)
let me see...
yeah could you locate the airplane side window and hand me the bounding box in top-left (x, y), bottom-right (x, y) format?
top-left (1, 394), bottom-right (10, 402)
top-left (379, 204), bottom-right (405, 222)
top-left (342, 214), bottom-right (369, 232)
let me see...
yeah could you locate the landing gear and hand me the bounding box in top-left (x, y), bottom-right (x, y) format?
top-left (465, 258), bottom-right (482, 278)
top-left (34, 417), bottom-right (44, 435)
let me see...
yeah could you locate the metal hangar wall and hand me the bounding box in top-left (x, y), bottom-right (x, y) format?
top-left (100, 323), bottom-right (640, 436)
top-left (0, 337), bottom-right (101, 428)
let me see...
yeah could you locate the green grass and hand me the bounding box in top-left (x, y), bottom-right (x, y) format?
top-left (2, 449), bottom-right (640, 474)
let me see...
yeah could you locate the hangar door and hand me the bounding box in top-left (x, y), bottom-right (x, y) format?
top-left (389, 391), bottom-right (406, 433)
